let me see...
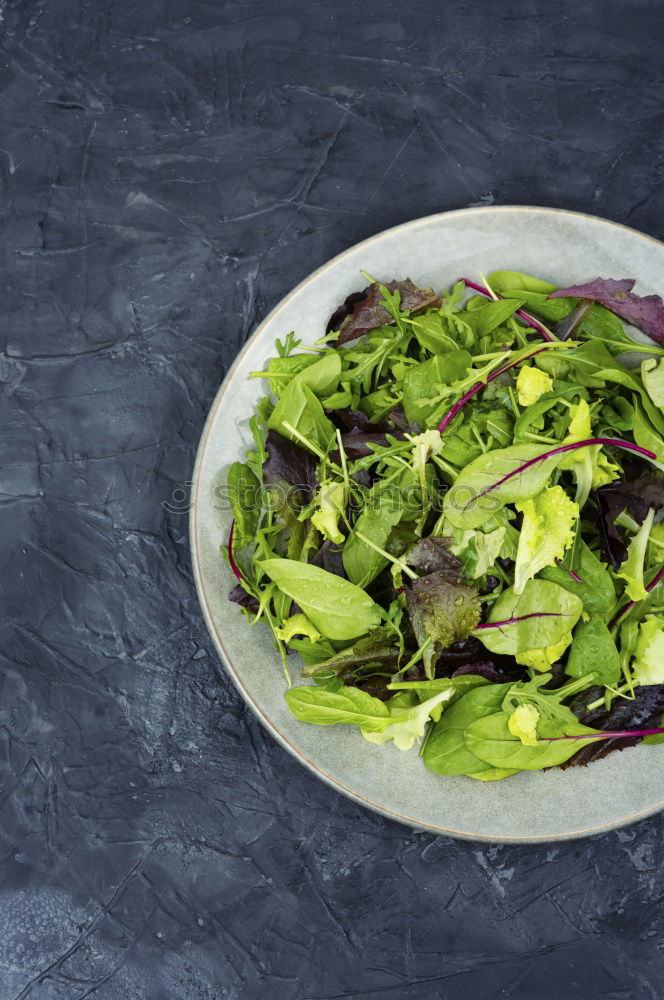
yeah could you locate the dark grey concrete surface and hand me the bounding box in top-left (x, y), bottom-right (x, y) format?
top-left (2, 1), bottom-right (664, 997)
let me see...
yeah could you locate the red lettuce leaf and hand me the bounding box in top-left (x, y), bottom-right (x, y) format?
top-left (595, 474), bottom-right (664, 569)
top-left (329, 279), bottom-right (441, 344)
top-left (550, 278), bottom-right (664, 345)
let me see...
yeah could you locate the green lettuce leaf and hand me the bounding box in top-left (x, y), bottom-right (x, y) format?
top-left (513, 486), bottom-right (578, 594)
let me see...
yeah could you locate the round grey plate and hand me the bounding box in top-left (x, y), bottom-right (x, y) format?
top-left (191, 206), bottom-right (664, 842)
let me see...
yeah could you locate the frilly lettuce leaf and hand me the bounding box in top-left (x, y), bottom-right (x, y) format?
top-left (442, 519), bottom-right (507, 580)
top-left (516, 631), bottom-right (574, 672)
top-left (516, 365), bottom-right (553, 406)
top-left (507, 704), bottom-right (540, 746)
top-left (513, 486), bottom-right (578, 594)
top-left (632, 615), bottom-right (664, 686)
top-left (311, 481), bottom-right (346, 544)
top-left (275, 614), bottom-right (322, 644)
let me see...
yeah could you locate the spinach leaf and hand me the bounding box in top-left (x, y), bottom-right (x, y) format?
top-left (444, 443), bottom-right (557, 529)
top-left (268, 380), bottom-right (335, 452)
top-left (296, 351), bottom-right (342, 397)
top-left (286, 683), bottom-right (454, 751)
top-left (476, 580), bottom-right (583, 656)
top-left (464, 710), bottom-right (599, 770)
top-left (227, 462), bottom-right (260, 550)
top-left (464, 298), bottom-right (525, 336)
top-left (260, 559), bottom-right (383, 640)
top-left (540, 539), bottom-right (616, 615)
top-left (423, 682), bottom-right (513, 776)
top-left (565, 616), bottom-right (621, 685)
top-left (487, 271), bottom-right (556, 295)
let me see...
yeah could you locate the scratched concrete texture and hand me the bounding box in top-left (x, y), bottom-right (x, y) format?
top-left (1, 0), bottom-right (664, 997)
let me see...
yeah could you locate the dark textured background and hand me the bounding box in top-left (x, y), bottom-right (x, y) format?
top-left (2, 0), bottom-right (664, 997)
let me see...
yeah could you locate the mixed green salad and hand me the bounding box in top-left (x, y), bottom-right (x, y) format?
top-left (225, 270), bottom-right (664, 780)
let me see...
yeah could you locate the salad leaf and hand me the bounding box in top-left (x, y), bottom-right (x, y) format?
top-left (260, 559), bottom-right (383, 640)
top-left (464, 710), bottom-right (599, 770)
top-left (285, 683), bottom-right (452, 750)
top-left (333, 279), bottom-right (441, 344)
top-left (515, 365), bottom-right (553, 406)
top-left (342, 485), bottom-right (405, 588)
top-left (311, 482), bottom-right (346, 544)
top-left (268, 380), bottom-right (335, 452)
top-left (227, 462), bottom-right (260, 550)
top-left (445, 437), bottom-right (655, 530)
top-left (476, 579), bottom-right (583, 656)
top-left (513, 486), bottom-right (578, 594)
top-left (423, 682), bottom-right (513, 776)
top-left (507, 703), bottom-right (540, 745)
top-left (565, 616), bottom-right (621, 686)
top-left (550, 278), bottom-right (664, 345)
top-left (302, 626), bottom-right (400, 677)
top-left (402, 350), bottom-right (471, 426)
top-left (632, 616), bottom-right (664, 685)
top-left (404, 548), bottom-right (482, 678)
top-left (565, 682), bottom-right (664, 767)
top-left (642, 358), bottom-right (664, 409)
top-left (488, 271), bottom-right (556, 295)
top-left (616, 508), bottom-right (655, 601)
top-left (275, 614), bottom-right (322, 643)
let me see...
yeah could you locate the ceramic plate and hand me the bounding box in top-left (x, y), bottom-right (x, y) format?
top-left (191, 206), bottom-right (664, 842)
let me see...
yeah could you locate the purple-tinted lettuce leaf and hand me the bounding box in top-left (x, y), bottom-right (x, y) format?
top-left (311, 538), bottom-right (347, 579)
top-left (331, 408), bottom-right (390, 433)
top-left (403, 537), bottom-right (463, 576)
top-left (550, 279), bottom-right (664, 345)
top-left (330, 279), bottom-right (441, 345)
top-left (451, 661), bottom-right (506, 683)
top-left (338, 430), bottom-right (405, 458)
top-left (563, 684), bottom-right (664, 767)
top-left (595, 474), bottom-right (664, 569)
top-left (263, 430), bottom-right (317, 497)
top-left (403, 539), bottom-right (481, 676)
top-left (228, 582), bottom-right (259, 614)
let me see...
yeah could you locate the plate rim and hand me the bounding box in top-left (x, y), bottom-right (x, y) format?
top-left (190, 204), bottom-right (664, 842)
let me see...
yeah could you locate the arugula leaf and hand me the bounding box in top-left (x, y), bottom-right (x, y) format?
top-left (227, 462), bottom-right (260, 550)
top-left (402, 350), bottom-right (471, 426)
top-left (565, 616), bottom-right (621, 686)
top-left (260, 559), bottom-right (383, 640)
top-left (513, 486), bottom-right (578, 594)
